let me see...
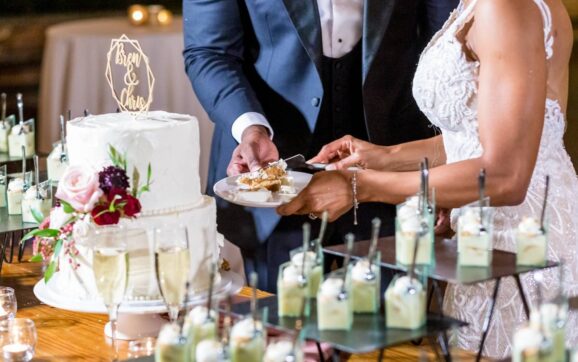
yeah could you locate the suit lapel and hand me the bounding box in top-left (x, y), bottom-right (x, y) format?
top-left (363, 0), bottom-right (396, 82)
top-left (281, 0), bottom-right (323, 74)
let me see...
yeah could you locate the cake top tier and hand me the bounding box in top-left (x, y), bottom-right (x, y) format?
top-left (67, 111), bottom-right (202, 214)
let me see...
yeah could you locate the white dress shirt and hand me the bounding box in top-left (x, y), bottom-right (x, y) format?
top-left (231, 0), bottom-right (364, 143)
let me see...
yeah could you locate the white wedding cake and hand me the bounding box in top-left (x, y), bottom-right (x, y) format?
top-left (46, 111), bottom-right (219, 301)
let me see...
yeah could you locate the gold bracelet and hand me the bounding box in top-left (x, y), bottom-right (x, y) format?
top-left (352, 170), bottom-right (359, 226)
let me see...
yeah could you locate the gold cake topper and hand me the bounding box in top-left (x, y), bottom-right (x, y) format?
top-left (105, 34), bottom-right (155, 115)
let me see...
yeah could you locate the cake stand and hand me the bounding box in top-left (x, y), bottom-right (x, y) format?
top-left (33, 270), bottom-right (244, 340)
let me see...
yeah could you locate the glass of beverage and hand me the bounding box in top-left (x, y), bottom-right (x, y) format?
top-left (0, 288), bottom-right (16, 320)
top-left (91, 225), bottom-right (130, 356)
top-left (154, 225), bottom-right (191, 323)
top-left (0, 318), bottom-right (37, 362)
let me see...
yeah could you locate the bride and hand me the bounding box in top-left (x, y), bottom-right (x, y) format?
top-left (278, 0), bottom-right (576, 357)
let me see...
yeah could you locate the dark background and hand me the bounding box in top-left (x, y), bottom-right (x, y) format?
top-left (0, 1), bottom-right (577, 168)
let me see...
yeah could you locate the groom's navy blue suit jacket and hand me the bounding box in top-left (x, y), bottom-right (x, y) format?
top-left (183, 0), bottom-right (458, 244)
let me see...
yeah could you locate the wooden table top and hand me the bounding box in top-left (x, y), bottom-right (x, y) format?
top-left (1, 252), bottom-right (266, 361)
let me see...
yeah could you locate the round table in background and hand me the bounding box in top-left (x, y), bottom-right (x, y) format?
top-left (38, 17), bottom-right (214, 190)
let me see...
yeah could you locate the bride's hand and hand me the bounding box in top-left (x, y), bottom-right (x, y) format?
top-left (308, 135), bottom-right (389, 171)
top-left (277, 171), bottom-right (353, 221)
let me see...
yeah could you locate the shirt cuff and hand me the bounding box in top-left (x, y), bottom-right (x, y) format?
top-left (231, 112), bottom-right (274, 143)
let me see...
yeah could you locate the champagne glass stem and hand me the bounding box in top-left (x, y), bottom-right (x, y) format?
top-left (108, 304), bottom-right (120, 361)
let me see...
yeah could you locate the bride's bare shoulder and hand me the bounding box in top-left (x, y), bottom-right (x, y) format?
top-left (467, 0), bottom-right (544, 53)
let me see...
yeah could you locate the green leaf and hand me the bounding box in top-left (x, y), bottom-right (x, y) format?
top-left (29, 254), bottom-right (44, 263)
top-left (31, 208), bottom-right (45, 224)
top-left (44, 261), bottom-right (57, 283)
top-left (52, 239), bottom-right (63, 258)
top-left (60, 200), bottom-right (75, 214)
top-left (147, 164), bottom-right (152, 185)
top-left (21, 228), bottom-right (60, 242)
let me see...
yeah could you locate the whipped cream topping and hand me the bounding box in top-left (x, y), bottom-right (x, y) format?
top-left (460, 209), bottom-right (483, 236)
top-left (291, 251), bottom-right (317, 268)
top-left (185, 305), bottom-right (217, 326)
top-left (282, 264), bottom-right (302, 286)
top-left (391, 276), bottom-right (423, 295)
top-left (231, 318), bottom-right (263, 340)
top-left (264, 340), bottom-right (294, 362)
top-left (7, 178), bottom-right (24, 192)
top-left (320, 277), bottom-right (344, 297)
top-left (514, 326), bottom-right (543, 352)
top-left (351, 259), bottom-right (378, 282)
top-left (518, 217), bottom-right (543, 236)
top-left (157, 323), bottom-right (181, 344)
top-left (196, 340), bottom-right (223, 362)
top-left (23, 185), bottom-right (48, 200)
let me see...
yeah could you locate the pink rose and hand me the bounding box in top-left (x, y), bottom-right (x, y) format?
top-left (55, 165), bottom-right (104, 213)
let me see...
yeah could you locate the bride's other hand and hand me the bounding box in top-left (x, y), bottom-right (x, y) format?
top-left (434, 208), bottom-right (453, 237)
top-left (308, 135), bottom-right (389, 171)
top-left (277, 171), bottom-right (353, 221)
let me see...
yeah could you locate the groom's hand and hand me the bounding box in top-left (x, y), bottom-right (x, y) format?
top-left (227, 125), bottom-right (279, 176)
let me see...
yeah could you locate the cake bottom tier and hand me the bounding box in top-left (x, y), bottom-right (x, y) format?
top-left (46, 196), bottom-right (219, 301)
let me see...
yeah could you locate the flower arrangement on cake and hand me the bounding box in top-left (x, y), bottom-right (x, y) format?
top-left (23, 145), bottom-right (151, 282)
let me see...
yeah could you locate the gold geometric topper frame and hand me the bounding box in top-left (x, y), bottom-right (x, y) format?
top-left (105, 34), bottom-right (155, 116)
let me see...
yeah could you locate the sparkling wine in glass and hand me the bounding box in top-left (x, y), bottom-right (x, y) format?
top-left (0, 318), bottom-right (37, 362)
top-left (154, 225), bottom-right (191, 323)
top-left (91, 225), bottom-right (130, 359)
top-left (0, 287), bottom-right (17, 320)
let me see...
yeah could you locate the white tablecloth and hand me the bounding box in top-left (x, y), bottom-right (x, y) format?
top-left (38, 17), bottom-right (214, 191)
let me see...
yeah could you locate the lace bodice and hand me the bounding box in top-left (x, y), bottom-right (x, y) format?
top-left (412, 0), bottom-right (561, 165)
top-left (411, 0), bottom-right (578, 358)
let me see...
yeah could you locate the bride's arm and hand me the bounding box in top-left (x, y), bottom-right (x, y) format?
top-left (358, 0), bottom-right (547, 208)
top-left (309, 134), bottom-right (446, 172)
top-left (278, 0), bottom-right (547, 219)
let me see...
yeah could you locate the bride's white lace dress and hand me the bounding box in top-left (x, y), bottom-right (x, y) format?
top-left (412, 0), bottom-right (578, 358)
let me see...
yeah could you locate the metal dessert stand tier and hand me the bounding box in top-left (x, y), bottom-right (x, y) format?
top-left (324, 236), bottom-right (559, 361)
top-left (33, 270), bottom-right (244, 340)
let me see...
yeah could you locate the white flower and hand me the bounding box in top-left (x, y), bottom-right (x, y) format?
top-left (49, 206), bottom-right (72, 230)
top-left (72, 215), bottom-right (94, 245)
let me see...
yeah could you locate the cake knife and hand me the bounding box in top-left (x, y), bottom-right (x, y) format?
top-left (284, 154), bottom-right (360, 172)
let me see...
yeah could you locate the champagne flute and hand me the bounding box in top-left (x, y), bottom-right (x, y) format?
top-left (91, 225), bottom-right (130, 359)
top-left (154, 225), bottom-right (191, 324)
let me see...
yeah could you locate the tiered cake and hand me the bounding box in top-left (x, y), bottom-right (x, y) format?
top-left (47, 111), bottom-right (218, 301)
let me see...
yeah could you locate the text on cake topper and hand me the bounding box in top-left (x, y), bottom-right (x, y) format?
top-left (105, 34), bottom-right (155, 115)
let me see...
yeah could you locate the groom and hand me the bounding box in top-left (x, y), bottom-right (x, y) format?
top-left (183, 0), bottom-right (457, 291)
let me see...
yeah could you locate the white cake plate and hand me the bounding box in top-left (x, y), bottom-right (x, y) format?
top-left (34, 271), bottom-right (244, 340)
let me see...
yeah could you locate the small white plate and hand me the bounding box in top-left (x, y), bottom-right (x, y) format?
top-left (213, 171), bottom-right (312, 208)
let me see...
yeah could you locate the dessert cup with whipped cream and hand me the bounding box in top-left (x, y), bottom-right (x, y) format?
top-left (277, 262), bottom-right (309, 317)
top-left (196, 339), bottom-right (228, 362)
top-left (529, 302), bottom-right (567, 362)
top-left (0, 165), bottom-right (7, 208)
top-left (0, 115), bottom-right (14, 154)
top-left (289, 243), bottom-right (323, 299)
top-left (264, 337), bottom-right (303, 362)
top-left (155, 323), bottom-right (187, 362)
top-left (7, 172), bottom-right (32, 216)
top-left (351, 253), bottom-right (380, 314)
top-left (457, 197), bottom-right (494, 267)
top-left (317, 268), bottom-right (353, 330)
top-left (184, 305), bottom-right (218, 362)
top-left (512, 324), bottom-right (553, 362)
top-left (21, 180), bottom-right (52, 224)
top-left (516, 216), bottom-right (548, 266)
top-left (8, 120), bottom-right (35, 158)
top-left (385, 274), bottom-right (427, 330)
top-left (230, 317), bottom-right (266, 362)
top-left (47, 142), bottom-right (68, 185)
top-left (395, 195), bottom-right (435, 266)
